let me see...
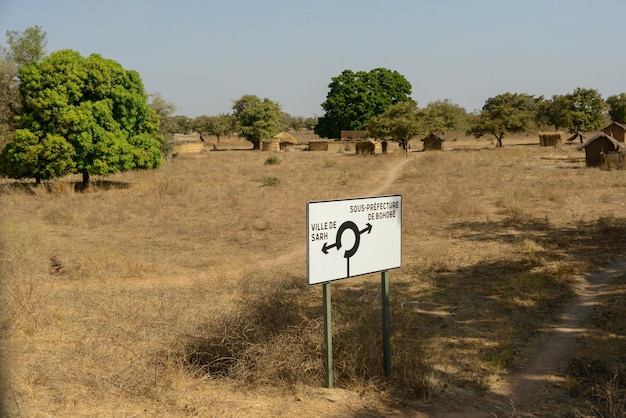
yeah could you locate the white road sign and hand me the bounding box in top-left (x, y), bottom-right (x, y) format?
top-left (307, 195), bottom-right (402, 285)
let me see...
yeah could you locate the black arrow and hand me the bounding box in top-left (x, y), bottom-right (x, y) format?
top-left (322, 241), bottom-right (338, 254)
top-left (360, 223), bottom-right (372, 235)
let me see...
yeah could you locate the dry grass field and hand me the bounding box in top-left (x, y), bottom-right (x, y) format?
top-left (1, 132), bottom-right (626, 417)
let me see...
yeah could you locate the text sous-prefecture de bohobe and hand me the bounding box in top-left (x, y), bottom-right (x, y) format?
top-left (310, 200), bottom-right (399, 242)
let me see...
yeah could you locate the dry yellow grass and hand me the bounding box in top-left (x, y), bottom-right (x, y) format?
top-left (1, 132), bottom-right (626, 417)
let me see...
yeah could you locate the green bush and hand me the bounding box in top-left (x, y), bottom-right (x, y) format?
top-left (262, 176), bottom-right (281, 187)
top-left (264, 155), bottom-right (281, 165)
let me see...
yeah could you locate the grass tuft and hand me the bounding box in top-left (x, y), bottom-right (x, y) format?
top-left (262, 176), bottom-right (281, 187)
top-left (264, 155), bottom-right (281, 165)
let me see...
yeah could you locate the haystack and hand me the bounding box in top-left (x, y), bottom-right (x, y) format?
top-left (539, 132), bottom-right (564, 146)
top-left (274, 132), bottom-right (297, 144)
top-left (274, 132), bottom-right (298, 151)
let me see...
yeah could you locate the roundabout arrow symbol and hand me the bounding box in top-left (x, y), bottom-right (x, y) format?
top-left (321, 221), bottom-right (373, 258)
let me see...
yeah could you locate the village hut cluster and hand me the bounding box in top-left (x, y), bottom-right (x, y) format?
top-left (169, 122), bottom-right (626, 170)
top-left (305, 130), bottom-right (444, 154)
top-left (306, 130), bottom-right (382, 154)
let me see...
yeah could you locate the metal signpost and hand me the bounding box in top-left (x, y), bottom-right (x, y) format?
top-left (307, 195), bottom-right (402, 388)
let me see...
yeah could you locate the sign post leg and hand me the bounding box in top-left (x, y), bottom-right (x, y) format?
top-left (323, 282), bottom-right (334, 388)
top-left (381, 270), bottom-right (390, 377)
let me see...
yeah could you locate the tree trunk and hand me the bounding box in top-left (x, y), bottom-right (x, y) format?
top-left (82, 171), bottom-right (90, 189)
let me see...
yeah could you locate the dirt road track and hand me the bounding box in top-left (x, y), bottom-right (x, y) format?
top-left (500, 260), bottom-right (626, 408)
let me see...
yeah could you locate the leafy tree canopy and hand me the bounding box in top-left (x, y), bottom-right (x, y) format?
top-left (149, 92), bottom-right (176, 121)
top-left (466, 92), bottom-right (539, 147)
top-left (536, 94), bottom-right (569, 131)
top-left (192, 113), bottom-right (234, 142)
top-left (367, 101), bottom-right (423, 152)
top-left (232, 94), bottom-right (283, 149)
top-left (314, 68), bottom-right (413, 139)
top-left (0, 49), bottom-right (163, 186)
top-left (0, 25), bottom-right (47, 146)
top-left (149, 93), bottom-right (192, 135)
top-left (562, 88), bottom-right (607, 133)
top-left (148, 92), bottom-right (178, 156)
top-left (538, 88), bottom-right (607, 133)
top-left (421, 99), bottom-right (467, 134)
top-left (3, 25), bottom-right (48, 67)
top-left (606, 93), bottom-right (626, 124)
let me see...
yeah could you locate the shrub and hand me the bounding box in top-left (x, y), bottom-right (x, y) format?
top-left (262, 176), bottom-right (281, 187)
top-left (264, 155), bottom-right (281, 165)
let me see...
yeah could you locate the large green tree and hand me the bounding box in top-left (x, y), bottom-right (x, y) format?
top-left (314, 68), bottom-right (413, 139)
top-left (232, 95), bottom-right (283, 149)
top-left (0, 49), bottom-right (163, 186)
top-left (606, 93), bottom-right (626, 124)
top-left (467, 92), bottom-right (539, 147)
top-left (367, 101), bottom-right (423, 153)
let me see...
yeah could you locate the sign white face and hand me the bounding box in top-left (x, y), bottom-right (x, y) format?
top-left (307, 195), bottom-right (402, 285)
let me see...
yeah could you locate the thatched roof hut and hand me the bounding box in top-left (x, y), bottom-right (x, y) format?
top-left (273, 132), bottom-right (298, 151)
top-left (273, 132), bottom-right (297, 144)
top-left (421, 133), bottom-right (445, 151)
top-left (577, 133), bottom-right (625, 167)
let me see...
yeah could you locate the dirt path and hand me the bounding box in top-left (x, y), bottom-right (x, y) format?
top-left (497, 260), bottom-right (626, 410)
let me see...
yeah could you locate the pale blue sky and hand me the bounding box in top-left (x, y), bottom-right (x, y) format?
top-left (1, 0), bottom-right (625, 117)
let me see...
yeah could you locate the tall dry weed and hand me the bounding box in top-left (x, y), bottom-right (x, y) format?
top-left (0, 222), bottom-right (52, 337)
top-left (181, 272), bottom-right (434, 397)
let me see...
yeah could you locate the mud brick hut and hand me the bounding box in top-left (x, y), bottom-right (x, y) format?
top-left (307, 140), bottom-right (329, 151)
top-left (420, 133), bottom-right (445, 151)
top-left (601, 122), bottom-right (626, 143)
top-left (577, 132), bottom-right (626, 167)
top-left (261, 138), bottom-right (280, 151)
